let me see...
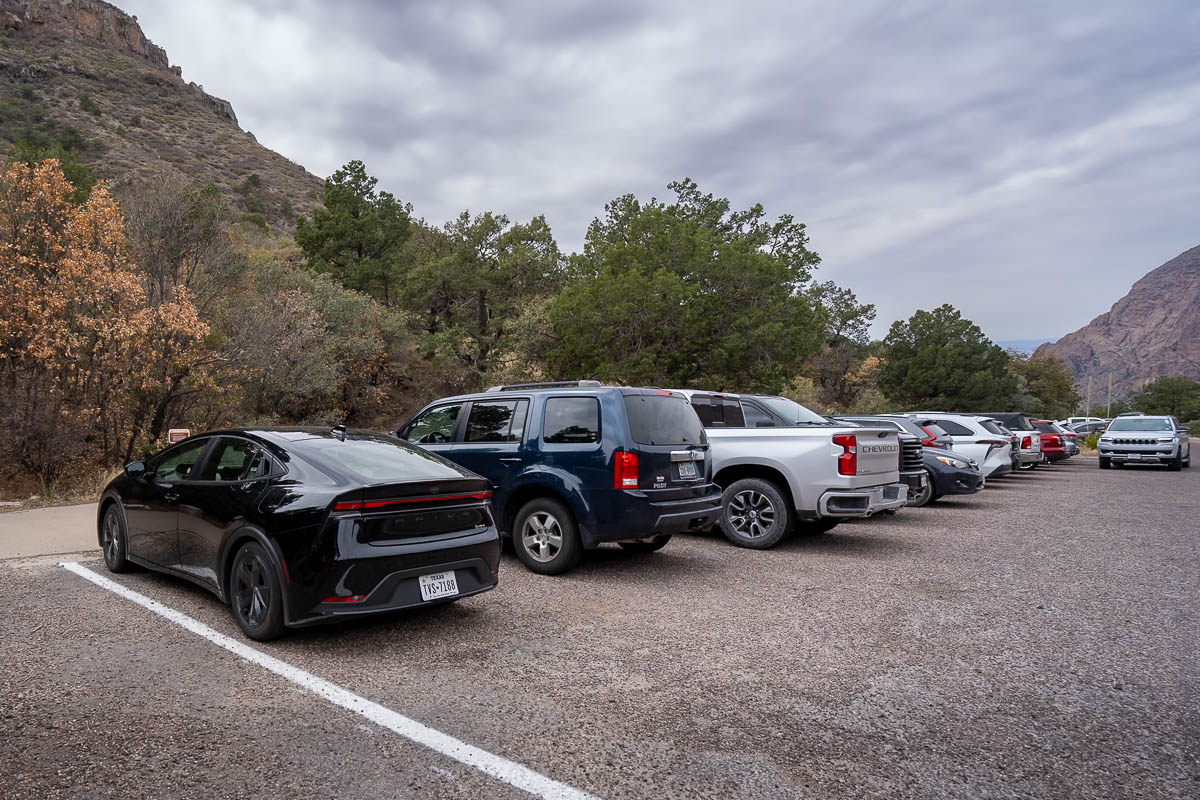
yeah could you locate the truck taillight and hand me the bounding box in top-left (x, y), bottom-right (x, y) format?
top-left (832, 433), bottom-right (857, 475)
top-left (1022, 436), bottom-right (1032, 449)
top-left (613, 451), bottom-right (639, 489)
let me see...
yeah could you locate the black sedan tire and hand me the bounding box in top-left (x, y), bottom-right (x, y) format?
top-left (100, 505), bottom-right (132, 573)
top-left (907, 472), bottom-right (935, 507)
top-left (618, 535), bottom-right (672, 554)
top-left (719, 478), bottom-right (792, 549)
top-left (514, 498), bottom-right (583, 575)
top-left (230, 542), bottom-right (286, 641)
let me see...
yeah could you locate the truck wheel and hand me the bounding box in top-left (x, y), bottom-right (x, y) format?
top-left (618, 535), bottom-right (672, 554)
top-left (1169, 453), bottom-right (1183, 471)
top-left (1098, 457), bottom-right (1110, 469)
top-left (514, 498), bottom-right (583, 575)
top-left (719, 478), bottom-right (792, 549)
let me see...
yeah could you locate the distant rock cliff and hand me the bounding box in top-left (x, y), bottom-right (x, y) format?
top-left (0, 0), bottom-right (322, 230)
top-left (1, 0), bottom-right (238, 123)
top-left (1035, 245), bottom-right (1200, 398)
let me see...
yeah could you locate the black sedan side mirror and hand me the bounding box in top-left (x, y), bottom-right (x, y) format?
top-left (124, 461), bottom-right (146, 478)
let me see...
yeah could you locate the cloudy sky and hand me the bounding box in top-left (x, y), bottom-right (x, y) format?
top-left (122, 0), bottom-right (1200, 342)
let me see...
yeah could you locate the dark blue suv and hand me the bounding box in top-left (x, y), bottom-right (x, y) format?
top-left (394, 382), bottom-right (722, 574)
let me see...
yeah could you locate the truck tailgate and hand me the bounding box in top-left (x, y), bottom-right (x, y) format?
top-left (850, 428), bottom-right (901, 477)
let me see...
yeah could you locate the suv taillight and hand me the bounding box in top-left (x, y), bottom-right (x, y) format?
top-left (833, 433), bottom-right (857, 475)
top-left (918, 425), bottom-right (942, 447)
top-left (613, 451), bottom-right (639, 489)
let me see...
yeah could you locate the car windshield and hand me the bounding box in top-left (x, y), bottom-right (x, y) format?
top-left (1107, 417), bottom-right (1172, 432)
top-left (755, 396), bottom-right (831, 425)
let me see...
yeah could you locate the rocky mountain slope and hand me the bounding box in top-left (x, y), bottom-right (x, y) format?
top-left (1035, 244), bottom-right (1200, 398)
top-left (0, 0), bottom-right (322, 228)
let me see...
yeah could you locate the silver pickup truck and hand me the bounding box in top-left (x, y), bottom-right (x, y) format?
top-left (669, 390), bottom-right (907, 548)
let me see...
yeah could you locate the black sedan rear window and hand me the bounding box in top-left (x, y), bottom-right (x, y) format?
top-left (624, 395), bottom-right (706, 445)
top-left (293, 435), bottom-right (467, 482)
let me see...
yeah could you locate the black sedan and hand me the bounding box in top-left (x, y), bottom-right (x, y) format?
top-left (97, 427), bottom-right (501, 640)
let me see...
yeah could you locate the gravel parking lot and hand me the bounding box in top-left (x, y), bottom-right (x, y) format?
top-left (2, 458), bottom-right (1197, 799)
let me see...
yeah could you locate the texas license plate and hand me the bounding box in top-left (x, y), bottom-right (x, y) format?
top-left (419, 571), bottom-right (459, 601)
top-left (678, 461), bottom-right (698, 479)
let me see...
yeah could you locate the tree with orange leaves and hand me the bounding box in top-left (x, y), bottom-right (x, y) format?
top-left (0, 160), bottom-right (208, 483)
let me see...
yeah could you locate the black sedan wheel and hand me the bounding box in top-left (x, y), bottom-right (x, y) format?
top-left (100, 505), bottom-right (131, 573)
top-left (230, 542), bottom-right (285, 641)
top-left (907, 472), bottom-right (935, 508)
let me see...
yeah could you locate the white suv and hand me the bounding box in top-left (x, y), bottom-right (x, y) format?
top-left (906, 413), bottom-right (1014, 479)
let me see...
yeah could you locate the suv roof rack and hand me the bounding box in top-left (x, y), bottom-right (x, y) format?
top-left (484, 380), bottom-right (604, 392)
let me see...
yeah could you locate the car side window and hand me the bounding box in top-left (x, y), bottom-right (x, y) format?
top-left (404, 403), bottom-right (463, 444)
top-left (465, 400), bottom-right (529, 443)
top-left (543, 397), bottom-right (600, 444)
top-left (198, 438), bottom-right (272, 482)
top-left (690, 395), bottom-right (747, 427)
top-left (147, 438), bottom-right (210, 482)
top-left (932, 419), bottom-right (974, 436)
top-left (742, 402), bottom-right (775, 428)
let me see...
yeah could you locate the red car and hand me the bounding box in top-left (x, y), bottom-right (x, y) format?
top-left (1032, 420), bottom-right (1071, 462)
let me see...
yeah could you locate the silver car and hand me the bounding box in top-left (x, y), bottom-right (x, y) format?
top-left (1097, 415), bottom-right (1192, 471)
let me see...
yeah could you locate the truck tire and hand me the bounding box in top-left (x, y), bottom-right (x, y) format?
top-left (1098, 457), bottom-right (1110, 469)
top-left (1169, 452), bottom-right (1183, 471)
top-left (718, 478), bottom-right (792, 549)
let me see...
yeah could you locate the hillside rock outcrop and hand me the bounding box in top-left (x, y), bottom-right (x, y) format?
top-left (1, 0), bottom-right (167, 67)
top-left (1035, 245), bottom-right (1200, 398)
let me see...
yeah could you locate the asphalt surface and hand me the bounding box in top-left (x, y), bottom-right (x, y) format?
top-left (2, 458), bottom-right (1197, 799)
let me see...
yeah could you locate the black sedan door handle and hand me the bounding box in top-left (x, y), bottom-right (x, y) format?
top-left (164, 492), bottom-right (180, 503)
top-left (499, 457), bottom-right (522, 464)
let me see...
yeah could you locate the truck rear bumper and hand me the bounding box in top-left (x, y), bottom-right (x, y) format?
top-left (817, 483), bottom-right (907, 518)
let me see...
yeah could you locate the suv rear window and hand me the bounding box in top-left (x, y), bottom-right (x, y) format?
top-left (1032, 422), bottom-right (1057, 433)
top-left (543, 397), bottom-right (600, 444)
top-left (625, 395), bottom-right (706, 445)
top-left (979, 420), bottom-right (1006, 435)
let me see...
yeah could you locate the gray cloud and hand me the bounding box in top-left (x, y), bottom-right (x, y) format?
top-left (122, 0), bottom-right (1200, 340)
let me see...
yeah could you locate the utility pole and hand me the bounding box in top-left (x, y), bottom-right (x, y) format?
top-left (1086, 375), bottom-right (1093, 416)
top-left (1106, 373), bottom-right (1112, 418)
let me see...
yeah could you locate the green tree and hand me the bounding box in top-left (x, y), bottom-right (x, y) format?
top-left (1129, 376), bottom-right (1200, 419)
top-left (1009, 352), bottom-right (1081, 418)
top-left (295, 160), bottom-right (412, 304)
top-left (878, 304), bottom-right (1017, 410)
top-left (807, 281), bottom-right (876, 409)
top-left (543, 179), bottom-right (824, 391)
top-left (401, 211), bottom-right (562, 381)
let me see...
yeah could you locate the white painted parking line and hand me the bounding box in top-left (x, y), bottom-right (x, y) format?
top-left (61, 562), bottom-right (599, 800)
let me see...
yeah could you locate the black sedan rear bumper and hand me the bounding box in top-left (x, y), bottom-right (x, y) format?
top-left (285, 527), bottom-right (501, 627)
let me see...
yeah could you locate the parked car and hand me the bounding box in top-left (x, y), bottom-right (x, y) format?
top-left (1031, 420), bottom-right (1072, 462)
top-left (1069, 420), bottom-right (1107, 436)
top-left (395, 382), bottom-right (722, 574)
top-left (1097, 415), bottom-right (1192, 470)
top-left (1062, 416), bottom-right (1106, 428)
top-left (906, 413), bottom-right (1014, 479)
top-left (835, 415), bottom-right (983, 507)
top-left (981, 418), bottom-right (1022, 472)
top-left (971, 412), bottom-right (1042, 469)
top-left (671, 391), bottom-right (907, 548)
top-left (97, 427), bottom-right (502, 640)
top-left (833, 416), bottom-right (927, 503)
